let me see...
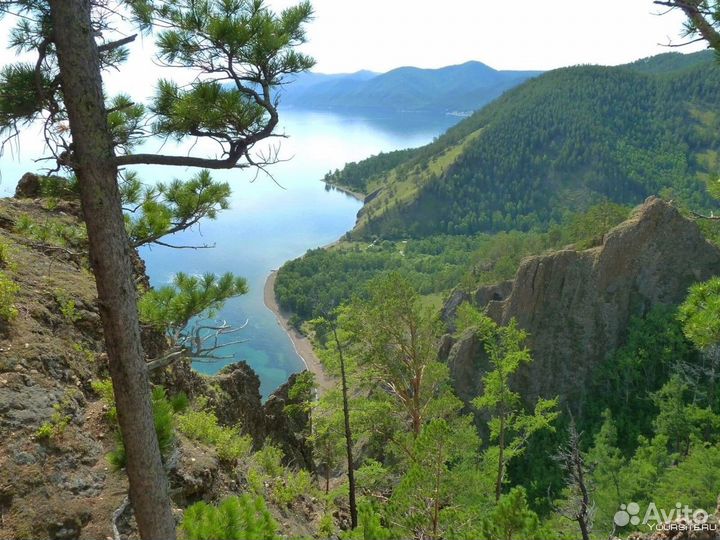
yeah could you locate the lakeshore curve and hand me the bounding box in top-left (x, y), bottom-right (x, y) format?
top-left (263, 270), bottom-right (335, 395)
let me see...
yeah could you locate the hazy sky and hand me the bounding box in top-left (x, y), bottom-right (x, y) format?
top-left (0, 1), bottom-right (707, 98)
top-left (0, 2), bottom-right (708, 189)
top-left (266, 0), bottom-right (705, 73)
top-left (100, 0), bottom-right (704, 98)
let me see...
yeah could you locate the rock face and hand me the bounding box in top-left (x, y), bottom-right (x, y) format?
top-left (443, 197), bottom-right (720, 406)
top-left (212, 362), bottom-right (266, 440)
top-left (442, 280), bottom-right (513, 331)
top-left (14, 172), bottom-right (41, 198)
top-left (154, 357), bottom-right (312, 456)
top-left (263, 373), bottom-right (314, 470)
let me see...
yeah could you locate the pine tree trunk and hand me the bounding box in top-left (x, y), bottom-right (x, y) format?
top-left (49, 2), bottom-right (176, 538)
top-left (333, 326), bottom-right (358, 529)
top-left (495, 413), bottom-right (505, 502)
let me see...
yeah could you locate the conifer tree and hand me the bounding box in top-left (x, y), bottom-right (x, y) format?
top-left (348, 273), bottom-right (459, 437)
top-left (0, 1), bottom-right (313, 538)
top-left (311, 312), bottom-right (359, 528)
top-left (457, 303), bottom-right (558, 501)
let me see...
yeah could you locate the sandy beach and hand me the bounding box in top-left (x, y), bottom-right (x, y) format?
top-left (263, 270), bottom-right (336, 395)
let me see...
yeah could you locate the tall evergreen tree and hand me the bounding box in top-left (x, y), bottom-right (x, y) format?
top-left (348, 272), bottom-right (458, 437)
top-left (311, 312), bottom-right (359, 528)
top-left (0, 1), bottom-right (313, 538)
top-left (457, 303), bottom-right (558, 501)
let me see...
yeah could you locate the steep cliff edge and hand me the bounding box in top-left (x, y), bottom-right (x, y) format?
top-left (0, 195), bottom-right (315, 539)
top-left (442, 197), bottom-right (720, 407)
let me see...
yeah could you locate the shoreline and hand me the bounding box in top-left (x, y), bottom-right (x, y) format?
top-left (263, 270), bottom-right (336, 395)
top-left (322, 181), bottom-right (366, 202)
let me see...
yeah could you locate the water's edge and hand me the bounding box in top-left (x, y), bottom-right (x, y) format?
top-left (262, 270), bottom-right (335, 395)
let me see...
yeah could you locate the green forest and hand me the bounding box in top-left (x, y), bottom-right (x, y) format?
top-left (276, 202), bottom-right (631, 325)
top-left (326, 51), bottom-right (720, 238)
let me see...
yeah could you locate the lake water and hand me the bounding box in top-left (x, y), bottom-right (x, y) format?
top-left (0, 109), bottom-right (458, 396)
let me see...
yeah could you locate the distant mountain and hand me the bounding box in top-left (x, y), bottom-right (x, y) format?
top-left (279, 61), bottom-right (542, 113)
top-left (323, 51), bottom-right (720, 239)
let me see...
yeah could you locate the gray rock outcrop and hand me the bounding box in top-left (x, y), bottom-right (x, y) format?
top-left (443, 197), bottom-right (720, 407)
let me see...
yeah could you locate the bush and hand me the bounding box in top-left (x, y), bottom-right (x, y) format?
top-left (35, 405), bottom-right (71, 440)
top-left (177, 409), bottom-right (252, 463)
top-left (38, 175), bottom-right (79, 199)
top-left (108, 386), bottom-right (175, 469)
top-left (55, 288), bottom-right (80, 323)
top-left (0, 271), bottom-right (19, 321)
top-left (251, 445), bottom-right (284, 478)
top-left (247, 445), bottom-right (286, 496)
top-left (14, 213), bottom-right (86, 248)
top-left (169, 391), bottom-right (189, 413)
top-left (182, 495), bottom-right (278, 540)
top-left (91, 378), bottom-right (117, 422)
top-left (34, 392), bottom-right (79, 441)
top-left (272, 469), bottom-right (313, 506)
top-left (0, 240), bottom-right (11, 268)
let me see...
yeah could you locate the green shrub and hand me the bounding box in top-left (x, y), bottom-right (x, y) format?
top-left (177, 409), bottom-right (252, 463)
top-left (247, 445), bottom-right (286, 496)
top-left (0, 241), bottom-right (11, 267)
top-left (182, 494), bottom-right (278, 540)
top-left (0, 271), bottom-right (19, 321)
top-left (35, 394), bottom-right (77, 441)
top-left (35, 422), bottom-right (54, 439)
top-left (109, 386), bottom-right (175, 469)
top-left (169, 391), bottom-right (190, 413)
top-left (14, 213), bottom-right (86, 248)
top-left (72, 341), bottom-right (95, 362)
top-left (55, 289), bottom-right (80, 323)
top-left (271, 469), bottom-right (313, 506)
top-left (38, 175), bottom-right (80, 199)
top-left (340, 502), bottom-right (393, 540)
top-left (91, 378), bottom-right (117, 422)
top-left (251, 445), bottom-right (284, 478)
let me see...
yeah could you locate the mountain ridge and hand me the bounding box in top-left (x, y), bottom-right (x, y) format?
top-left (280, 60), bottom-right (542, 113)
top-left (325, 50), bottom-right (720, 239)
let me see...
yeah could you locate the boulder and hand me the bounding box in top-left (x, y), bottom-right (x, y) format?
top-left (14, 173), bottom-right (41, 199)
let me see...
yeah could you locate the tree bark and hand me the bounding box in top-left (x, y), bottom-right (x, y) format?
top-left (495, 412), bottom-right (505, 502)
top-left (49, 2), bottom-right (176, 539)
top-left (333, 325), bottom-right (358, 529)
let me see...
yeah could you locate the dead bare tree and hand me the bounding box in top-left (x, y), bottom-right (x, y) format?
top-left (554, 418), bottom-right (595, 540)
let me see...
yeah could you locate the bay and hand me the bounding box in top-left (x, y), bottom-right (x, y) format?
top-left (0, 109), bottom-right (459, 397)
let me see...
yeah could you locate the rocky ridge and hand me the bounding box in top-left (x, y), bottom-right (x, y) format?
top-left (442, 197), bottom-right (720, 408)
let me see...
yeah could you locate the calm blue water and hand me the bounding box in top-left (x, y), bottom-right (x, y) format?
top-left (0, 110), bottom-right (458, 396)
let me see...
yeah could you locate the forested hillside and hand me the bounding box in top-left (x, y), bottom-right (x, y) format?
top-left (325, 51), bottom-right (720, 238)
top-left (276, 203), bottom-right (632, 325)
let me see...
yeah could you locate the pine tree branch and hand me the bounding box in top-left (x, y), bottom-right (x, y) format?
top-left (98, 34), bottom-right (137, 53)
top-left (654, 1), bottom-right (720, 50)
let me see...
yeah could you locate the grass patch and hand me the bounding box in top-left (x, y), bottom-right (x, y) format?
top-left (177, 407), bottom-right (252, 463)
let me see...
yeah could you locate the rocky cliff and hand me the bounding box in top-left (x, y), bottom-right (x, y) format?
top-left (442, 197), bottom-right (720, 408)
top-left (0, 194), bottom-right (315, 539)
